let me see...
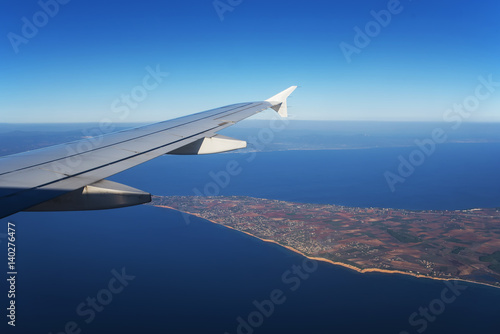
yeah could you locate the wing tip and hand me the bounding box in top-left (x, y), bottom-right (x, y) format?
top-left (266, 86), bottom-right (298, 117)
top-left (265, 86), bottom-right (298, 103)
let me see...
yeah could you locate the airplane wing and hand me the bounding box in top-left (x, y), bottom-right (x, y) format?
top-left (0, 86), bottom-right (297, 219)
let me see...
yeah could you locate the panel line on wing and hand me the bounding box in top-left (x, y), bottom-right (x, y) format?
top-left (0, 125), bottom-right (221, 201)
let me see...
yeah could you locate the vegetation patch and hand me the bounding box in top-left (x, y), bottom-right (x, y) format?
top-left (488, 264), bottom-right (500, 274)
top-left (479, 251), bottom-right (500, 263)
top-left (451, 247), bottom-right (466, 255)
top-left (386, 229), bottom-right (421, 243)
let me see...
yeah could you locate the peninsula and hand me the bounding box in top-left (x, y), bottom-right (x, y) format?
top-left (150, 196), bottom-right (500, 288)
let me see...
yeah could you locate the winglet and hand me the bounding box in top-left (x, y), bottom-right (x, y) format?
top-left (265, 86), bottom-right (297, 117)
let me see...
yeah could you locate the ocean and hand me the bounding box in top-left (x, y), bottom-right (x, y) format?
top-left (2, 143), bottom-right (500, 333)
top-left (113, 142), bottom-right (500, 210)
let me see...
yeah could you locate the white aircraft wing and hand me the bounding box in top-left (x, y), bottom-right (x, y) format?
top-left (0, 86), bottom-right (297, 219)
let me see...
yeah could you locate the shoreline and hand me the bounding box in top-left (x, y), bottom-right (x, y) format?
top-left (154, 204), bottom-right (500, 291)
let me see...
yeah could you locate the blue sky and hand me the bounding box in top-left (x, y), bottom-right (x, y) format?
top-left (1, 0), bottom-right (499, 123)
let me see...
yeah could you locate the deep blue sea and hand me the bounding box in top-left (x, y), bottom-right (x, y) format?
top-left (2, 143), bottom-right (500, 334)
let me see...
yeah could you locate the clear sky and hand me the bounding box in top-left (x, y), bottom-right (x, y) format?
top-left (1, 0), bottom-right (499, 123)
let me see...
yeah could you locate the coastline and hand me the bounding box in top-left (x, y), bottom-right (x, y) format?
top-left (154, 204), bottom-right (500, 291)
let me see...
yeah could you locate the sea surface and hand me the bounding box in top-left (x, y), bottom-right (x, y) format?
top-left (2, 143), bottom-right (500, 334)
top-left (115, 142), bottom-right (500, 211)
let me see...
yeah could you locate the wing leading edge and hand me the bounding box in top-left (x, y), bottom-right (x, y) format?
top-left (0, 86), bottom-right (297, 219)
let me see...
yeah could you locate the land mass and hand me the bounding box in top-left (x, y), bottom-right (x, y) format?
top-left (150, 196), bottom-right (500, 288)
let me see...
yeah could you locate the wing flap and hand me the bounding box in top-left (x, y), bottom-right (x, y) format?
top-left (168, 135), bottom-right (247, 155)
